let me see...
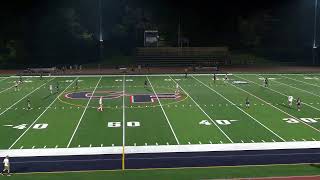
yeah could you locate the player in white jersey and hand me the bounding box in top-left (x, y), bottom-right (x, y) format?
top-left (288, 96), bottom-right (293, 107)
top-left (14, 81), bottom-right (19, 92)
top-left (97, 97), bottom-right (103, 112)
top-left (49, 85), bottom-right (53, 94)
top-left (175, 83), bottom-right (180, 95)
top-left (1, 156), bottom-right (10, 176)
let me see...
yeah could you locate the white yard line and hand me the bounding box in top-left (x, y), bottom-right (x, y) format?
top-left (0, 78), bottom-right (55, 117)
top-left (272, 77), bottom-right (320, 98)
top-left (280, 74), bottom-right (320, 88)
top-left (0, 77), bottom-right (32, 95)
top-left (256, 75), bottom-right (320, 112)
top-left (234, 75), bottom-right (320, 133)
top-left (169, 76), bottom-right (234, 143)
top-left (192, 76), bottom-right (286, 142)
top-left (67, 76), bottom-right (102, 148)
top-left (9, 77), bottom-right (78, 149)
top-left (122, 75), bottom-right (126, 147)
top-left (147, 76), bottom-right (180, 144)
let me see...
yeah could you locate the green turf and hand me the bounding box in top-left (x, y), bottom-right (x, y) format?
top-left (0, 74), bottom-right (319, 149)
top-left (1, 74), bottom-right (320, 179)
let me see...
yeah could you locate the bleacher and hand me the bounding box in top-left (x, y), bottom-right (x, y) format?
top-left (136, 47), bottom-right (230, 67)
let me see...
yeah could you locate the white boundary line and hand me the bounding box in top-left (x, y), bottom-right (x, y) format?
top-left (67, 76), bottom-right (102, 148)
top-left (0, 78), bottom-right (55, 117)
top-left (280, 74), bottom-right (320, 88)
top-left (235, 75), bottom-right (320, 133)
top-left (2, 141), bottom-right (320, 157)
top-left (10, 73), bottom-right (320, 78)
top-left (192, 76), bottom-right (286, 142)
top-left (147, 76), bottom-right (180, 144)
top-left (0, 77), bottom-right (10, 82)
top-left (169, 76), bottom-right (234, 143)
top-left (9, 77), bottom-right (79, 149)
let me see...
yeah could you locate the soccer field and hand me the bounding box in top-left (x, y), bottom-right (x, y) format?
top-left (0, 73), bottom-right (320, 153)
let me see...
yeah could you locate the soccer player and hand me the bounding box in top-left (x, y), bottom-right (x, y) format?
top-left (27, 98), bottom-right (31, 110)
top-left (1, 156), bottom-right (10, 176)
top-left (40, 73), bottom-right (43, 80)
top-left (297, 97), bottom-right (302, 111)
top-left (175, 83), bottom-right (180, 95)
top-left (213, 74), bottom-right (216, 83)
top-left (288, 96), bottom-right (293, 108)
top-left (245, 97), bottom-right (250, 108)
top-left (223, 74), bottom-right (228, 84)
top-left (14, 81), bottom-right (19, 92)
top-left (97, 97), bottom-right (103, 112)
top-left (144, 80), bottom-right (148, 88)
top-left (75, 79), bottom-right (79, 89)
top-left (49, 84), bottom-right (53, 94)
top-left (19, 75), bottom-right (23, 84)
top-left (224, 74), bottom-right (228, 81)
top-left (56, 82), bottom-right (59, 92)
top-left (264, 77), bottom-right (269, 87)
top-left (184, 68), bottom-right (188, 78)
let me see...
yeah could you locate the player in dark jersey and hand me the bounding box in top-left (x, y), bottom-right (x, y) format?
top-left (75, 79), bottom-right (79, 89)
top-left (245, 97), bottom-right (250, 108)
top-left (184, 68), bottom-right (188, 78)
top-left (56, 82), bottom-right (60, 92)
top-left (264, 78), bottom-right (269, 87)
top-left (144, 80), bottom-right (148, 88)
top-left (213, 74), bottom-right (216, 84)
top-left (27, 98), bottom-right (31, 110)
top-left (296, 97), bottom-right (302, 111)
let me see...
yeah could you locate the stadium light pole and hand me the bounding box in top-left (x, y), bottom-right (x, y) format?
top-left (313, 0), bottom-right (318, 65)
top-left (99, 0), bottom-right (104, 61)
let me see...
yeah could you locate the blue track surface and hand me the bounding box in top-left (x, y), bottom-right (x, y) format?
top-left (7, 148), bottom-right (320, 173)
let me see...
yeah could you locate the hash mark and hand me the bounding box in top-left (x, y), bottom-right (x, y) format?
top-left (20, 146), bottom-right (23, 149)
top-left (209, 141), bottom-right (212, 144)
top-left (251, 140), bottom-right (255, 143)
top-left (272, 139), bottom-right (276, 142)
top-left (292, 139), bottom-right (296, 141)
top-left (89, 144), bottom-right (92, 147)
top-left (313, 138), bottom-right (317, 141)
top-left (241, 140), bottom-right (244, 143)
top-left (43, 146), bottom-right (46, 148)
top-left (55, 145), bottom-right (58, 148)
top-left (145, 143), bottom-right (148, 146)
top-left (166, 142), bottom-right (169, 145)
top-left (199, 141), bottom-right (202, 144)
top-left (220, 141), bottom-right (223, 144)
top-left (302, 139), bottom-right (306, 141)
top-left (262, 140), bottom-right (265, 142)
top-left (32, 146), bottom-right (35, 149)
top-left (188, 142), bottom-right (191, 144)
top-left (101, 144), bottom-right (103, 147)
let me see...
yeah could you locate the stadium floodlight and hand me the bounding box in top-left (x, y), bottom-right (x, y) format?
top-left (313, 0), bottom-right (318, 64)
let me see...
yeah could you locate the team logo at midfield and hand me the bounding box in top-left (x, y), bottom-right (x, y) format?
top-left (65, 91), bottom-right (123, 100)
top-left (64, 91), bottom-right (182, 103)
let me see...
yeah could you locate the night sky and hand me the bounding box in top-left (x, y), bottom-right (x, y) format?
top-left (0, 0), bottom-right (318, 66)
